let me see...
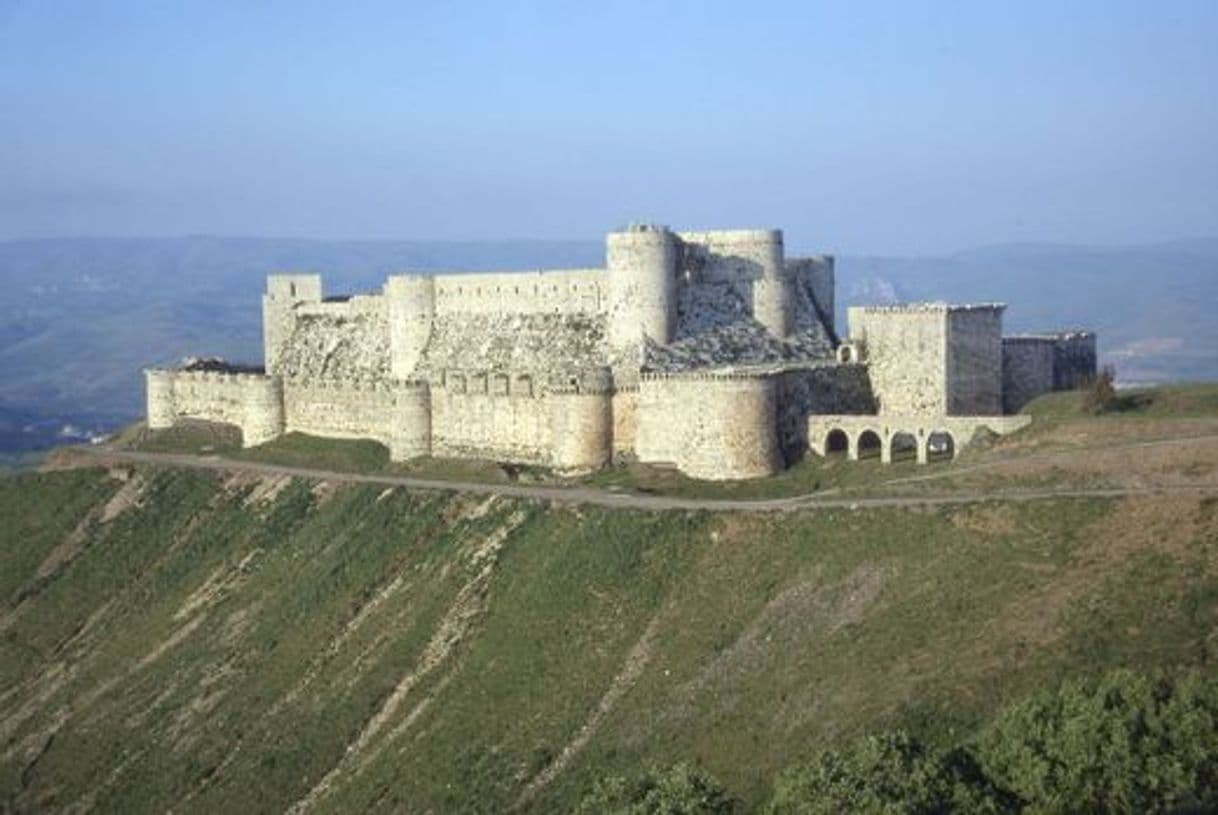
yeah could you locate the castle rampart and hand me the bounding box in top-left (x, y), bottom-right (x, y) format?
top-left (636, 371), bottom-right (781, 480)
top-left (607, 225), bottom-right (679, 351)
top-left (1001, 331), bottom-right (1098, 413)
top-left (147, 223), bottom-right (1095, 479)
top-left (144, 367), bottom-right (284, 447)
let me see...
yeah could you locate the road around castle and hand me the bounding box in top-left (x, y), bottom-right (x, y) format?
top-left (67, 443), bottom-right (1218, 513)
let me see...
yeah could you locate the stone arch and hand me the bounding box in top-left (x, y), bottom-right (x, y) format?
top-left (857, 429), bottom-right (882, 460)
top-left (927, 430), bottom-right (956, 462)
top-left (887, 430), bottom-right (919, 463)
top-left (513, 373), bottom-right (533, 397)
top-left (824, 428), bottom-right (849, 456)
top-left (835, 342), bottom-right (861, 364)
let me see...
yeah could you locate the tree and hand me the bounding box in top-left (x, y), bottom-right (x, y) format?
top-left (577, 762), bottom-right (736, 815)
top-left (972, 670), bottom-right (1218, 813)
top-left (1081, 364), bottom-right (1118, 414)
top-left (765, 730), bottom-right (1003, 814)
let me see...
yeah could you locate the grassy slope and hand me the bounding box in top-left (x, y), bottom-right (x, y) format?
top-left (1, 453), bottom-right (1216, 812)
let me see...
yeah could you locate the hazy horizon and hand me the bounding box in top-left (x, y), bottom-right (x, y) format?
top-left (2, 1), bottom-right (1216, 255)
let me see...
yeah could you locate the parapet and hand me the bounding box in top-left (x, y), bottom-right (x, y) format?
top-left (851, 301), bottom-right (1006, 315)
top-left (676, 228), bottom-right (783, 247)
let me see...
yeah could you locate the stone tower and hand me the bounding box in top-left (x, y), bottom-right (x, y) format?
top-left (385, 274), bottom-right (436, 380)
top-left (606, 224), bottom-right (679, 352)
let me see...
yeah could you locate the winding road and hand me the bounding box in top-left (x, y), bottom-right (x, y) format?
top-left (64, 445), bottom-right (1218, 513)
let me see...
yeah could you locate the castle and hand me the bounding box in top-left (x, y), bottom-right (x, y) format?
top-left (144, 225), bottom-right (1097, 480)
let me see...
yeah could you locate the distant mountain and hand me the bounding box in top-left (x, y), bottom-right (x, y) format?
top-left (1, 235), bottom-right (1214, 451)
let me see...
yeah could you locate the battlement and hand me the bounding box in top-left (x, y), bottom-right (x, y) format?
top-left (851, 302), bottom-right (1007, 315)
top-left (1004, 330), bottom-right (1095, 343)
top-left (146, 221), bottom-right (1094, 479)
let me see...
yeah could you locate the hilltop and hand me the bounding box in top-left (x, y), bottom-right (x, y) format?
top-left (2, 385), bottom-right (1217, 812)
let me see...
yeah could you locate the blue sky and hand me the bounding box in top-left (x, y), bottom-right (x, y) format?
top-left (1, 1), bottom-right (1215, 253)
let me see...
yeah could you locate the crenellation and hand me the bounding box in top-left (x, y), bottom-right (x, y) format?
top-left (146, 223), bottom-right (1096, 479)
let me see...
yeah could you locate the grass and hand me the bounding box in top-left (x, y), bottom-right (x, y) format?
top-left (1022, 381), bottom-right (1218, 422)
top-left (2, 460), bottom-right (1216, 812)
top-left (0, 450), bottom-right (49, 475)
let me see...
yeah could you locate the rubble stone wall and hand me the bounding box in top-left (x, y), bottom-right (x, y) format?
top-left (848, 305), bottom-right (949, 415)
top-left (677, 229), bottom-right (789, 337)
top-left (787, 256), bottom-right (835, 336)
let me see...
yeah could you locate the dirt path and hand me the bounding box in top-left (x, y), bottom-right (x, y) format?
top-left (65, 446), bottom-right (1218, 514)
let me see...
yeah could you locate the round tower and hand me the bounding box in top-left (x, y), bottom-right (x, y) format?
top-left (549, 368), bottom-right (613, 472)
top-left (747, 229), bottom-right (791, 338)
top-left (144, 369), bottom-right (176, 429)
top-left (386, 275), bottom-right (436, 380)
top-left (606, 225), bottom-right (679, 351)
top-left (240, 375), bottom-right (285, 447)
top-left (389, 381), bottom-right (432, 461)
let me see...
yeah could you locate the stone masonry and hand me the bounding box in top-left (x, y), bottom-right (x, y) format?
top-left (145, 224), bottom-right (1096, 479)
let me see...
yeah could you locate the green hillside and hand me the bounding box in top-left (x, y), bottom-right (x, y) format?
top-left (2, 443), bottom-right (1217, 811)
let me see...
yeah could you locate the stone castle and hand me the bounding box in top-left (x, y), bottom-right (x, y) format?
top-left (144, 225), bottom-right (1096, 480)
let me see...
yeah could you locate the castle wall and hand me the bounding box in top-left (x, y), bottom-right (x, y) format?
top-left (283, 379), bottom-right (395, 443)
top-left (611, 387), bottom-right (639, 460)
top-left (1051, 332), bottom-right (1098, 389)
top-left (1000, 331), bottom-right (1098, 413)
top-left (1002, 338), bottom-right (1055, 414)
top-left (430, 371), bottom-right (553, 464)
top-left (145, 370), bottom-right (176, 429)
top-left (433, 269), bottom-right (606, 316)
top-left (146, 369), bottom-right (285, 447)
top-left (636, 372), bottom-right (781, 480)
top-left (848, 305), bottom-right (949, 415)
top-left (946, 306), bottom-right (1004, 415)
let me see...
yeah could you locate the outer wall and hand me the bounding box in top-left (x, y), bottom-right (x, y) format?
top-left (636, 375), bottom-right (781, 480)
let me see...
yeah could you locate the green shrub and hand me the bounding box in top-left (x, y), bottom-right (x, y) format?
top-left (972, 669), bottom-right (1218, 813)
top-left (1081, 365), bottom-right (1118, 414)
top-left (577, 762), bottom-right (735, 815)
top-left (766, 731), bottom-right (1002, 814)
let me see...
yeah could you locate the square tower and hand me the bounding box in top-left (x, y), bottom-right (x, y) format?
top-left (848, 303), bottom-right (1004, 416)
